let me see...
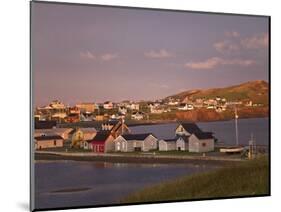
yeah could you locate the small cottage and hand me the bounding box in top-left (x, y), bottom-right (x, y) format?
top-left (158, 138), bottom-right (177, 151)
top-left (70, 127), bottom-right (97, 148)
top-left (176, 135), bottom-right (189, 151)
top-left (34, 135), bottom-right (64, 150)
top-left (34, 128), bottom-right (72, 140)
top-left (114, 133), bottom-right (158, 152)
top-left (189, 132), bottom-right (214, 152)
top-left (87, 132), bottom-right (115, 153)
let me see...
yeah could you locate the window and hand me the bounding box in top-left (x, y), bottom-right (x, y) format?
top-left (202, 142), bottom-right (206, 147)
top-left (54, 140), bottom-right (57, 146)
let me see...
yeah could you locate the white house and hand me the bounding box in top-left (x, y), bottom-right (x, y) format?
top-left (126, 103), bottom-right (140, 111)
top-left (131, 111), bottom-right (144, 120)
top-left (189, 132), bottom-right (215, 152)
top-left (118, 106), bottom-right (127, 114)
top-left (114, 133), bottom-right (158, 152)
top-left (103, 101), bottom-right (113, 109)
top-left (159, 138), bottom-right (177, 151)
top-left (176, 135), bottom-right (189, 151)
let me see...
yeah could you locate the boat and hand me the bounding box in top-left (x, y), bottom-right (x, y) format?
top-left (220, 146), bottom-right (245, 153)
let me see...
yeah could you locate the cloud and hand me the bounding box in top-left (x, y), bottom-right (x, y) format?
top-left (185, 57), bottom-right (255, 70)
top-left (213, 40), bottom-right (240, 54)
top-left (80, 51), bottom-right (118, 61)
top-left (241, 33), bottom-right (268, 49)
top-left (79, 51), bottom-right (96, 60)
top-left (101, 53), bottom-right (118, 61)
top-left (225, 31), bottom-right (240, 38)
top-left (144, 49), bottom-right (173, 59)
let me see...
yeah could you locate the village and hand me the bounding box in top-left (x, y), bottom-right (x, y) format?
top-left (34, 96), bottom-right (263, 124)
top-left (33, 97), bottom-right (265, 159)
top-left (34, 119), bottom-right (216, 153)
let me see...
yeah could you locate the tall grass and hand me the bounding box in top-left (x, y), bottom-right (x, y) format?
top-left (121, 156), bottom-right (269, 203)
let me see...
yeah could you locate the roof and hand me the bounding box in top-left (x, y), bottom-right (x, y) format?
top-left (90, 132), bottom-right (111, 142)
top-left (69, 127), bottom-right (97, 135)
top-left (193, 132), bottom-right (214, 140)
top-left (35, 120), bottom-right (57, 129)
top-left (35, 128), bottom-right (72, 134)
top-left (162, 138), bottom-right (177, 142)
top-left (121, 133), bottom-right (155, 141)
top-left (34, 135), bottom-right (63, 141)
top-left (177, 135), bottom-right (190, 142)
top-left (178, 123), bottom-right (202, 134)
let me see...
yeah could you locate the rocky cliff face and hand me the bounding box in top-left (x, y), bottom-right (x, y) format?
top-left (175, 107), bottom-right (268, 122)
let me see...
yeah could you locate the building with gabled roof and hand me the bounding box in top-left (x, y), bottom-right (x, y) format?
top-left (176, 135), bottom-right (190, 151)
top-left (114, 133), bottom-right (157, 152)
top-left (85, 132), bottom-right (115, 153)
top-left (189, 132), bottom-right (215, 152)
top-left (34, 135), bottom-right (64, 150)
top-left (158, 138), bottom-right (177, 151)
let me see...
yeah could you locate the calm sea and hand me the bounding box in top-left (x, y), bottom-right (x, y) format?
top-left (35, 118), bottom-right (269, 209)
top-left (35, 161), bottom-right (214, 209)
top-left (131, 117), bottom-right (269, 146)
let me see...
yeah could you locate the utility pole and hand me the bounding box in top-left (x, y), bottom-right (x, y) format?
top-left (235, 107), bottom-right (239, 146)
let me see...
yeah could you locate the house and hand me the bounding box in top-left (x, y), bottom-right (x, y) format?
top-left (34, 128), bottom-right (72, 140)
top-left (176, 135), bottom-right (189, 151)
top-left (103, 101), bottom-right (113, 109)
top-left (131, 111), bottom-right (144, 120)
top-left (175, 123), bottom-right (202, 136)
top-left (114, 133), bottom-right (158, 152)
top-left (158, 138), bottom-right (177, 151)
top-left (126, 103), bottom-right (140, 111)
top-left (70, 128), bottom-right (97, 148)
top-left (34, 135), bottom-right (64, 150)
top-left (86, 132), bottom-right (115, 152)
top-left (118, 106), bottom-right (127, 114)
top-left (65, 113), bottom-right (80, 123)
top-left (76, 102), bottom-right (96, 113)
top-left (178, 103), bottom-right (194, 111)
top-left (34, 120), bottom-right (57, 129)
top-left (101, 119), bottom-right (130, 138)
top-left (189, 132), bottom-right (215, 152)
top-left (65, 106), bottom-right (80, 123)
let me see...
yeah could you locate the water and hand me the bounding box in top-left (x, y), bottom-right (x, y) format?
top-left (35, 161), bottom-right (214, 209)
top-left (35, 118), bottom-right (269, 209)
top-left (130, 118), bottom-right (269, 146)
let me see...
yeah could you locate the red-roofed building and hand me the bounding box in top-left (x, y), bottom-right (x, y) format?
top-left (86, 132), bottom-right (115, 153)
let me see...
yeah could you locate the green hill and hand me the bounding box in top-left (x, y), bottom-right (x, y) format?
top-left (121, 156), bottom-right (269, 203)
top-left (167, 80), bottom-right (269, 105)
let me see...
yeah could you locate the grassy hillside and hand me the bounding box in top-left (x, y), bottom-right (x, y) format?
top-left (121, 156), bottom-right (269, 203)
top-left (167, 80), bottom-right (269, 105)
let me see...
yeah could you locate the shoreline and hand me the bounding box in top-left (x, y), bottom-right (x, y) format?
top-left (56, 116), bottom-right (269, 128)
top-left (35, 151), bottom-right (245, 166)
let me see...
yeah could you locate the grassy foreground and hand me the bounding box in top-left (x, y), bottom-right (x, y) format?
top-left (121, 156), bottom-right (269, 203)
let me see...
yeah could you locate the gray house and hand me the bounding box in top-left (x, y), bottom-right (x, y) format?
top-left (176, 135), bottom-right (189, 151)
top-left (189, 132), bottom-right (214, 152)
top-left (114, 133), bottom-right (158, 152)
top-left (158, 138), bottom-right (177, 151)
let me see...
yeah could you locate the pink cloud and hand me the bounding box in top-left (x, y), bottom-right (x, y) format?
top-left (101, 53), bottom-right (118, 61)
top-left (144, 49), bottom-right (173, 59)
top-left (213, 40), bottom-right (240, 53)
top-left (241, 33), bottom-right (269, 49)
top-left (79, 51), bottom-right (96, 60)
top-left (185, 57), bottom-right (255, 70)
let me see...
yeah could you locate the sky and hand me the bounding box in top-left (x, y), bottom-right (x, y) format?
top-left (32, 2), bottom-right (269, 106)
